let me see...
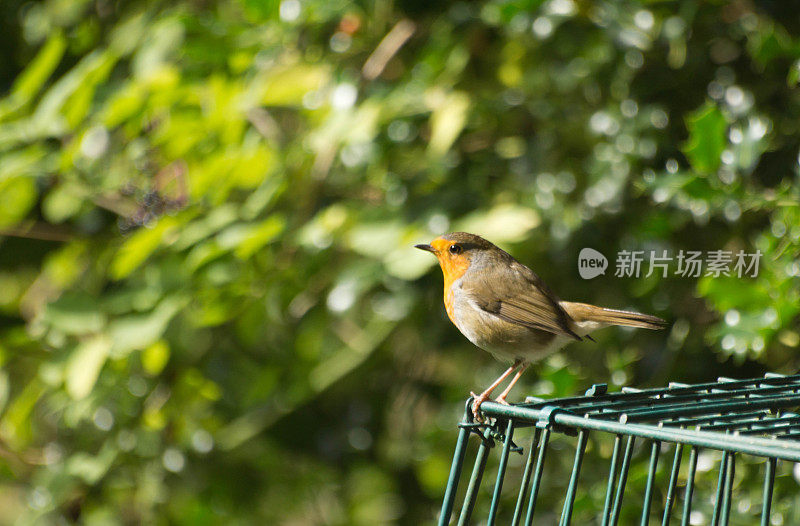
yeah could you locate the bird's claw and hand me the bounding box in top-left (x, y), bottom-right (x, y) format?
top-left (470, 391), bottom-right (487, 423)
top-left (471, 391), bottom-right (515, 422)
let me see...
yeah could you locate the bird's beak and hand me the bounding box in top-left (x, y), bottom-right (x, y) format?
top-left (414, 244), bottom-right (435, 253)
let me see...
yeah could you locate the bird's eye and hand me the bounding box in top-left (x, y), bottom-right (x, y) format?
top-left (449, 244), bottom-right (463, 255)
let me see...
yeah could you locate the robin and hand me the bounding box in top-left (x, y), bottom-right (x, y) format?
top-left (415, 232), bottom-right (667, 420)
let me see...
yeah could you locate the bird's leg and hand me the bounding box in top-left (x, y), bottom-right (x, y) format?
top-left (471, 360), bottom-right (521, 420)
top-left (494, 363), bottom-right (529, 405)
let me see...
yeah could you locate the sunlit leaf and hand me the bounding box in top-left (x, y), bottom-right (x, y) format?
top-left (132, 18), bottom-right (185, 80)
top-left (457, 203), bottom-right (540, 243)
top-left (346, 221), bottom-right (405, 258)
top-left (66, 443), bottom-right (117, 484)
top-left (0, 372), bottom-right (11, 416)
top-left (65, 336), bottom-right (112, 399)
top-left (108, 296), bottom-right (187, 355)
top-left (9, 31), bottom-right (67, 107)
top-left (42, 292), bottom-right (106, 335)
top-left (34, 50), bottom-right (115, 128)
top-left (110, 217), bottom-right (179, 279)
top-left (142, 340), bottom-right (170, 375)
top-left (42, 184), bottom-right (84, 223)
top-left (233, 215), bottom-right (286, 259)
top-left (385, 245), bottom-right (438, 280)
top-left (427, 91), bottom-right (470, 155)
top-left (0, 176), bottom-right (37, 228)
top-left (258, 64), bottom-right (330, 107)
top-left (682, 102), bottom-right (727, 175)
top-left (42, 241), bottom-right (89, 289)
top-left (102, 82), bottom-right (145, 127)
top-left (0, 380), bottom-right (44, 447)
top-left (63, 53), bottom-right (117, 127)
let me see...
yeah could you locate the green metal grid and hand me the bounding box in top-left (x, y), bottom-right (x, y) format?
top-left (438, 373), bottom-right (800, 526)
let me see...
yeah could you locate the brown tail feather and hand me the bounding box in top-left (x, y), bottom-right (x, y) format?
top-left (560, 301), bottom-right (667, 330)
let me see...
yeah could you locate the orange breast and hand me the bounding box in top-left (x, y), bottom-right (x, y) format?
top-left (444, 287), bottom-right (456, 323)
top-left (440, 255), bottom-right (470, 325)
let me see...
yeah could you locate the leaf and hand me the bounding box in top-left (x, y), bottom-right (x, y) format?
top-left (297, 204), bottom-right (349, 248)
top-left (43, 292), bottom-right (107, 335)
top-left (110, 217), bottom-right (179, 279)
top-left (385, 245), bottom-right (438, 280)
top-left (697, 275), bottom-right (770, 311)
top-left (457, 203), bottom-right (541, 243)
top-left (346, 222), bottom-right (448, 280)
top-left (309, 317), bottom-right (395, 394)
top-left (42, 184), bottom-right (84, 223)
top-left (10, 31), bottom-right (67, 105)
top-left (427, 91), bottom-right (470, 155)
top-left (174, 204), bottom-right (238, 251)
top-left (788, 60), bottom-right (800, 87)
top-left (43, 241), bottom-right (89, 288)
top-left (102, 83), bottom-right (145, 127)
top-left (257, 64), bottom-right (329, 107)
top-left (63, 53), bottom-right (118, 127)
top-left (142, 340), bottom-right (170, 376)
top-left (682, 102), bottom-right (727, 174)
top-left (65, 336), bottom-right (111, 399)
top-left (34, 50), bottom-right (114, 129)
top-left (0, 380), bottom-right (44, 447)
top-left (108, 296), bottom-right (186, 355)
top-left (233, 145), bottom-right (275, 189)
top-left (108, 12), bottom-right (147, 55)
top-left (747, 22), bottom-right (792, 66)
top-left (0, 144), bottom-right (49, 180)
top-left (233, 215), bottom-right (286, 259)
top-left (131, 18), bottom-right (185, 80)
top-left (0, 372), bottom-right (10, 416)
top-left (0, 176), bottom-right (37, 228)
top-left (346, 221), bottom-right (405, 258)
top-left (66, 443), bottom-right (117, 484)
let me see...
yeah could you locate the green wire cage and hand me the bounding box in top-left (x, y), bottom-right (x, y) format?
top-left (438, 373), bottom-right (800, 526)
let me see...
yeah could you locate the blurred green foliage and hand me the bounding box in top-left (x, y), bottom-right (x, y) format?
top-left (0, 0), bottom-right (798, 523)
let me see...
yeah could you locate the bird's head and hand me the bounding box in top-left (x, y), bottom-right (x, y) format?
top-left (415, 232), bottom-right (496, 282)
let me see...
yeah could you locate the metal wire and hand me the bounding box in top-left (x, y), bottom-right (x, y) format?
top-left (439, 373), bottom-right (799, 525)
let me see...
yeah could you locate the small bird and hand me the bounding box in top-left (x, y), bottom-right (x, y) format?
top-left (416, 232), bottom-right (666, 420)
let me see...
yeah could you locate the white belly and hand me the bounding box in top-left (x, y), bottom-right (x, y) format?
top-left (449, 292), bottom-right (575, 364)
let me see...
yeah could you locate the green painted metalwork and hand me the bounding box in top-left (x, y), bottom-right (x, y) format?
top-left (661, 444), bottom-right (683, 526)
top-left (559, 429), bottom-right (589, 526)
top-left (523, 428), bottom-right (549, 526)
top-left (719, 453), bottom-right (735, 526)
top-left (487, 420), bottom-right (515, 525)
top-left (600, 434), bottom-right (622, 526)
top-left (511, 428), bottom-right (542, 526)
top-left (437, 403), bottom-right (472, 526)
top-left (640, 441), bottom-right (660, 526)
top-left (680, 447), bottom-right (699, 526)
top-left (456, 427), bottom-right (492, 526)
top-left (511, 428), bottom-right (539, 526)
top-left (711, 450), bottom-right (729, 525)
top-left (761, 457), bottom-right (776, 526)
top-left (610, 435), bottom-right (635, 526)
top-left (439, 373), bottom-right (800, 525)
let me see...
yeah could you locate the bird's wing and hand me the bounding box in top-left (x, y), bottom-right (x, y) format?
top-left (466, 259), bottom-right (582, 341)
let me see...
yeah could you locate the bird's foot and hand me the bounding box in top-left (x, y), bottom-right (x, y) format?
top-left (470, 391), bottom-right (490, 422)
top-left (495, 395), bottom-right (511, 406)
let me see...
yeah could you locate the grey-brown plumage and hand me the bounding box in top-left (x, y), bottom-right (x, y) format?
top-left (442, 233), bottom-right (579, 338)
